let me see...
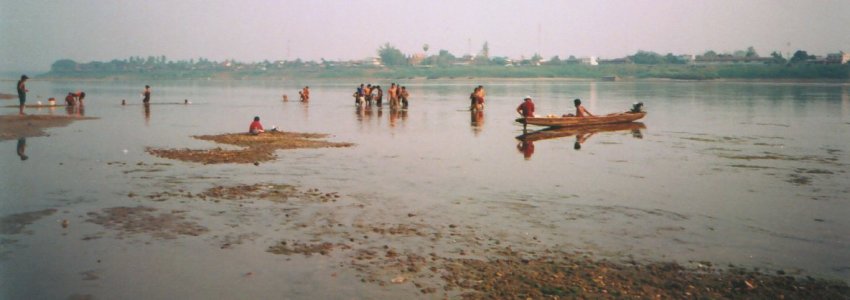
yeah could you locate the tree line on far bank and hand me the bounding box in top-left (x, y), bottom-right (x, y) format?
top-left (43, 44), bottom-right (849, 80)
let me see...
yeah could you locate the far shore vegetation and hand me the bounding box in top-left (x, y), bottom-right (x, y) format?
top-left (39, 44), bottom-right (850, 81)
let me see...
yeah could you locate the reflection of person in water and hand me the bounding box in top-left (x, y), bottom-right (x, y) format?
top-left (17, 138), bottom-right (28, 160)
top-left (470, 110), bottom-right (484, 135)
top-left (631, 129), bottom-right (643, 139)
top-left (517, 140), bottom-right (535, 160)
top-left (144, 103), bottom-right (151, 125)
top-left (573, 132), bottom-right (595, 150)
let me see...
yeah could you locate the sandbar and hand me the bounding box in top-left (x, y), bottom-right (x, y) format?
top-left (146, 131), bottom-right (354, 164)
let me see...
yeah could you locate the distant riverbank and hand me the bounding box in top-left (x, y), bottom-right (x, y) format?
top-left (36, 64), bottom-right (850, 81)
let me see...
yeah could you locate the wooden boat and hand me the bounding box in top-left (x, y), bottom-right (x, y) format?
top-left (516, 122), bottom-right (645, 142)
top-left (516, 111), bottom-right (646, 127)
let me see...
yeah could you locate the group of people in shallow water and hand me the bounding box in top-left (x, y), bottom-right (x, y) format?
top-left (14, 74), bottom-right (87, 115)
top-left (353, 83), bottom-right (409, 109)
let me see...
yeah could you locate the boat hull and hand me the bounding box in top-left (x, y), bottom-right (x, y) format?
top-left (516, 111), bottom-right (646, 127)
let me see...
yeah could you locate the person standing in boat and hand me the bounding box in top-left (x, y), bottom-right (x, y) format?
top-left (516, 96), bottom-right (535, 118)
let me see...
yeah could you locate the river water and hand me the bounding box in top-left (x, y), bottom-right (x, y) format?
top-left (2, 79), bottom-right (849, 298)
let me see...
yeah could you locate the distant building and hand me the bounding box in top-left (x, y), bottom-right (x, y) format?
top-left (362, 57), bottom-right (382, 67)
top-left (826, 52), bottom-right (850, 64)
top-left (597, 57), bottom-right (629, 65)
top-left (693, 56), bottom-right (771, 65)
top-left (579, 56), bottom-right (598, 66)
top-left (408, 53), bottom-right (426, 65)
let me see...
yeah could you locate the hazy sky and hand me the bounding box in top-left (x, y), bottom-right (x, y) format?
top-left (2, 0), bottom-right (849, 72)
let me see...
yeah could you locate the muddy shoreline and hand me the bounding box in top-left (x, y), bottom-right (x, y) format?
top-left (0, 114), bottom-right (97, 141)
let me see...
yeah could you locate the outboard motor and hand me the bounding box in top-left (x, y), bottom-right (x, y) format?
top-left (630, 102), bottom-right (644, 113)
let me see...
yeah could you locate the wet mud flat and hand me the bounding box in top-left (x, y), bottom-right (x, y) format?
top-left (0, 114), bottom-right (97, 141)
top-left (6, 177), bottom-right (846, 299)
top-left (3, 125), bottom-right (848, 298)
top-left (146, 131), bottom-right (354, 164)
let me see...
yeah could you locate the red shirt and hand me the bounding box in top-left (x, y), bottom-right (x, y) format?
top-left (249, 120), bottom-right (264, 132)
top-left (517, 101), bottom-right (535, 117)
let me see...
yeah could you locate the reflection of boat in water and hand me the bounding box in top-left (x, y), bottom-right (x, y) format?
top-left (516, 122), bottom-right (646, 142)
top-left (516, 111), bottom-right (646, 128)
top-left (515, 122), bottom-right (645, 158)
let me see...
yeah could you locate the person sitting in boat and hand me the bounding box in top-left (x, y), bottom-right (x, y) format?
top-left (249, 116), bottom-right (265, 135)
top-left (516, 96), bottom-right (536, 118)
top-left (563, 98), bottom-right (594, 117)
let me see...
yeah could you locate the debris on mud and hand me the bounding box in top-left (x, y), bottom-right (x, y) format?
top-left (267, 240), bottom-right (348, 256)
top-left (86, 206), bottom-right (208, 239)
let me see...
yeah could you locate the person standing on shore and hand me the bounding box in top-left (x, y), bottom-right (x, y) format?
top-left (142, 85), bottom-right (151, 104)
top-left (17, 75), bottom-right (29, 115)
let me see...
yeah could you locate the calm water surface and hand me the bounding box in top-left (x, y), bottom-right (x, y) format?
top-left (2, 79), bottom-right (849, 298)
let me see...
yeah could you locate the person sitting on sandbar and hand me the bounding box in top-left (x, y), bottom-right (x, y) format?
top-left (249, 116), bottom-right (265, 135)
